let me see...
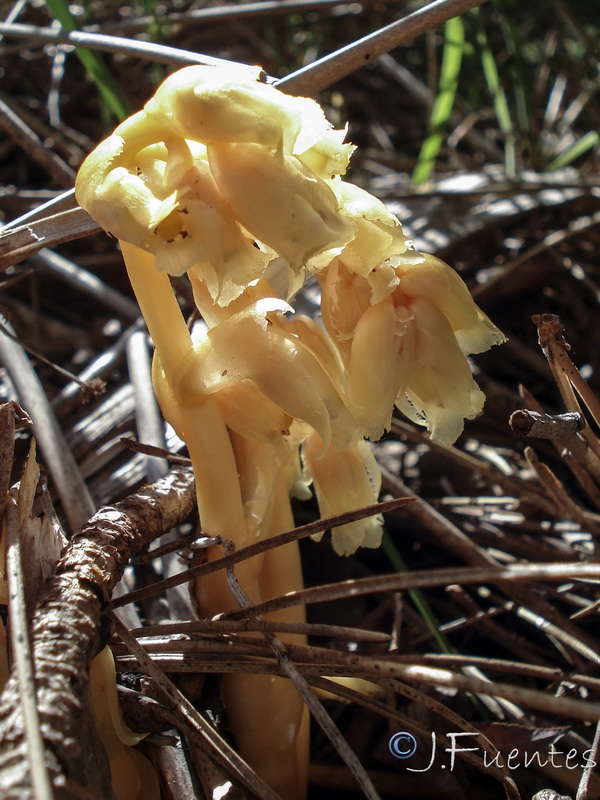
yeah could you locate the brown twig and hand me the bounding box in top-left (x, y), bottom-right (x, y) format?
top-left (0, 95), bottom-right (75, 188)
top-left (221, 561), bottom-right (600, 619)
top-left (279, 0), bottom-right (490, 94)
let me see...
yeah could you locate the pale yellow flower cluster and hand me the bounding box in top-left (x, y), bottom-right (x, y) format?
top-left (77, 63), bottom-right (504, 558)
top-left (76, 64), bottom-right (504, 799)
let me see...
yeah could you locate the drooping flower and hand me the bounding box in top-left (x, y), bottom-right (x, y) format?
top-left (317, 185), bottom-right (506, 444)
top-left (302, 431), bottom-right (383, 556)
top-left (76, 64), bottom-right (355, 306)
top-left (176, 297), bottom-right (357, 452)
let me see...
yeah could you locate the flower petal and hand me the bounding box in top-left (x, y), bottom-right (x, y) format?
top-left (303, 433), bottom-right (382, 556)
top-left (178, 305), bottom-right (357, 451)
top-left (208, 142), bottom-right (354, 269)
top-left (398, 296), bottom-right (486, 444)
top-left (396, 251), bottom-right (506, 355)
top-left (348, 298), bottom-right (414, 440)
top-left (324, 180), bottom-right (410, 280)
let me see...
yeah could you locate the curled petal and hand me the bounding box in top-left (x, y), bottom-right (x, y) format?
top-left (76, 125), bottom-right (266, 292)
top-left (298, 126), bottom-right (355, 178)
top-left (76, 111), bottom-right (181, 244)
top-left (321, 180), bottom-right (409, 283)
top-left (396, 252), bottom-right (506, 355)
top-left (303, 433), bottom-right (382, 556)
top-left (398, 297), bottom-right (486, 444)
top-left (208, 142), bottom-right (354, 269)
top-left (76, 135), bottom-right (177, 249)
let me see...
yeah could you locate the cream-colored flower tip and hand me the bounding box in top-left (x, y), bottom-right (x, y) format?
top-left (324, 180), bottom-right (410, 278)
top-left (396, 296), bottom-right (487, 444)
top-left (303, 433), bottom-right (382, 556)
top-left (207, 141), bottom-right (353, 269)
top-left (176, 301), bottom-right (357, 451)
top-left (145, 64), bottom-right (346, 161)
top-left (76, 116), bottom-right (267, 297)
top-left (395, 251), bottom-right (506, 355)
top-left (348, 298), bottom-right (415, 442)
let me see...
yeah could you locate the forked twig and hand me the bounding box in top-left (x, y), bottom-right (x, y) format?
top-left (534, 313), bottom-right (600, 452)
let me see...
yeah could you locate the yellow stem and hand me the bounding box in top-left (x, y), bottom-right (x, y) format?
top-left (121, 241), bottom-right (248, 550)
top-left (120, 242), bottom-right (192, 382)
top-left (181, 399), bottom-right (249, 549)
top-left (221, 471), bottom-right (308, 800)
top-left (119, 241), bottom-right (308, 798)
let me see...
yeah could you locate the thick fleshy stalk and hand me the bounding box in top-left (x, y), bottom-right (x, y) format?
top-left (121, 242), bottom-right (248, 548)
top-left (76, 63), bottom-right (507, 800)
top-left (198, 447), bottom-right (308, 800)
top-left (121, 241), bottom-right (307, 798)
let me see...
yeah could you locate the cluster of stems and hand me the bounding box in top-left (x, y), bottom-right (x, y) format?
top-left (76, 63), bottom-right (504, 798)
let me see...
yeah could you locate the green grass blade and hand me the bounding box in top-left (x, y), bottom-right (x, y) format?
top-left (412, 15), bottom-right (465, 185)
top-left (45, 0), bottom-right (131, 122)
top-left (495, 0), bottom-right (532, 137)
top-left (474, 10), bottom-right (516, 177)
top-left (547, 130), bottom-right (600, 171)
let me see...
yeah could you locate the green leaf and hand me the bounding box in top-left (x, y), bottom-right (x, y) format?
top-left (475, 10), bottom-right (516, 177)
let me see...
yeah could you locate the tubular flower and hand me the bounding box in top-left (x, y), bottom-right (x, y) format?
top-left (76, 62), bottom-right (505, 800)
top-left (176, 299), bottom-right (357, 452)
